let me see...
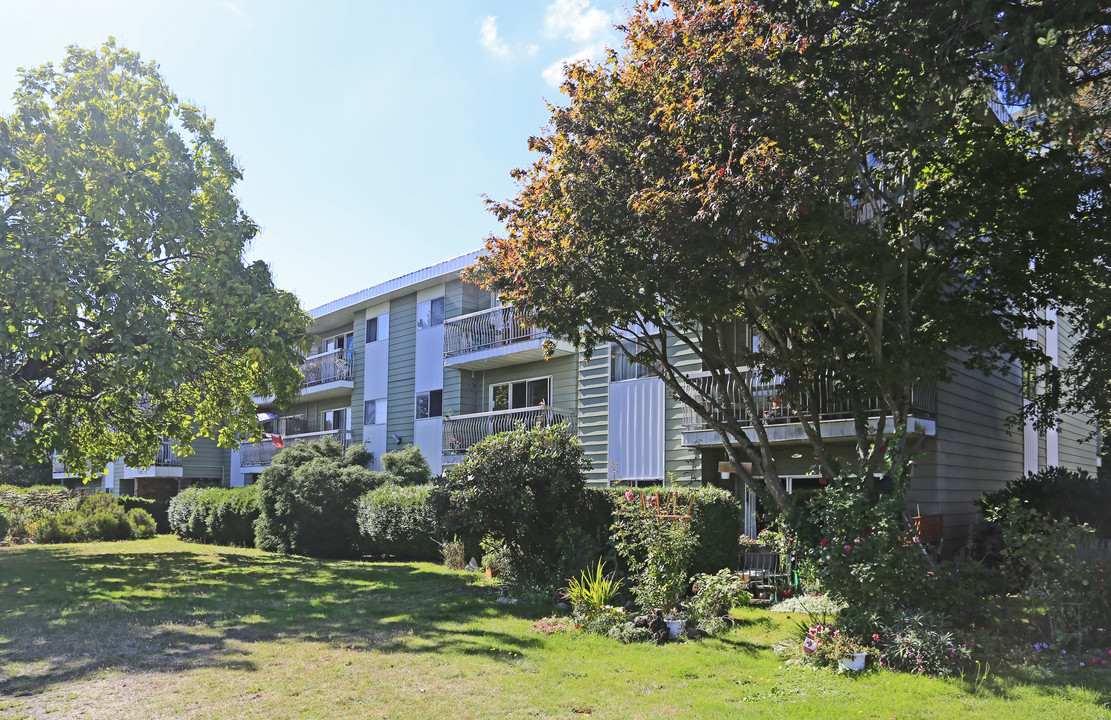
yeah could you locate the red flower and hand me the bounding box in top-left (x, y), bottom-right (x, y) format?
top-left (820, 539), bottom-right (828, 546)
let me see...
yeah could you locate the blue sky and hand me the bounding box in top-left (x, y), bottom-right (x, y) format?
top-left (0, 0), bottom-right (627, 310)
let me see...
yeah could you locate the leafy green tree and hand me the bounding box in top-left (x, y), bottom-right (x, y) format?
top-left (0, 40), bottom-right (310, 475)
top-left (380, 444), bottom-right (433, 485)
top-left (468, 0), bottom-right (1107, 515)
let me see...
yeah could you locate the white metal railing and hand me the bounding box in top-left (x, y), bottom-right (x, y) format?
top-left (442, 406), bottom-right (574, 456)
top-left (443, 306), bottom-right (547, 358)
top-left (154, 440), bottom-right (184, 466)
top-left (300, 349), bottom-right (353, 387)
top-left (680, 370), bottom-right (936, 431)
top-left (240, 429), bottom-right (352, 467)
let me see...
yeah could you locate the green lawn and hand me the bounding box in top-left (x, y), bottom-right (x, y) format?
top-left (1, 537), bottom-right (1108, 719)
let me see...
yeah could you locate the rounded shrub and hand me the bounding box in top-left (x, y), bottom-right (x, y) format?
top-left (0, 509), bottom-right (10, 540)
top-left (254, 437), bottom-right (384, 558)
top-left (357, 482), bottom-right (438, 559)
top-left (126, 508), bottom-right (158, 539)
top-left (380, 445), bottom-right (433, 486)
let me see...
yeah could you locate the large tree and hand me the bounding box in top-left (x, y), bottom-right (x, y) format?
top-left (0, 40), bottom-right (310, 476)
top-left (468, 0), bottom-right (1108, 514)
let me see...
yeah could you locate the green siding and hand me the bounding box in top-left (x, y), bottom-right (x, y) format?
top-left (1056, 311), bottom-right (1099, 471)
top-left (477, 355), bottom-right (579, 411)
top-left (351, 313), bottom-right (366, 438)
top-left (911, 356), bottom-right (1024, 541)
top-left (663, 335), bottom-right (704, 483)
top-left (388, 294), bottom-right (418, 444)
top-left (183, 436), bottom-right (226, 481)
top-left (579, 345), bottom-right (610, 484)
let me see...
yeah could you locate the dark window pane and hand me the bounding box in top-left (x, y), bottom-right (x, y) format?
top-left (366, 317), bottom-right (377, 343)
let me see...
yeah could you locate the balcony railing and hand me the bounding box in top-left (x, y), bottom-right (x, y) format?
top-left (442, 406), bottom-right (574, 456)
top-left (680, 370), bottom-right (936, 431)
top-left (300, 349), bottom-right (353, 388)
top-left (443, 306), bottom-right (547, 358)
top-left (154, 440), bottom-right (184, 467)
top-left (262, 415), bottom-right (309, 437)
top-left (240, 429), bottom-right (352, 467)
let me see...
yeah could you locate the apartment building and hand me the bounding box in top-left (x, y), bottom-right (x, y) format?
top-left (56, 250), bottom-right (1094, 543)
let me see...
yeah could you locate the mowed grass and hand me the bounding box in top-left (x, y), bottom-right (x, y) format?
top-left (0, 538), bottom-right (1109, 720)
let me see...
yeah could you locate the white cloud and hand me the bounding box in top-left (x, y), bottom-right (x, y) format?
top-left (541, 45), bottom-right (603, 86)
top-left (544, 0), bottom-right (611, 44)
top-left (479, 16), bottom-right (510, 57)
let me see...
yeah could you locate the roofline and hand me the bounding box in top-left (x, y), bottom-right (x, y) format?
top-left (308, 249), bottom-right (482, 325)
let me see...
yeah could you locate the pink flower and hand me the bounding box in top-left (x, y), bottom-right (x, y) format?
top-left (843, 545), bottom-right (851, 553)
top-left (820, 539), bottom-right (828, 547)
top-left (624, 490), bottom-right (634, 502)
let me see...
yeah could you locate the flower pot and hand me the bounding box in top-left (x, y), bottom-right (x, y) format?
top-left (665, 619), bottom-right (685, 639)
top-left (838, 652), bottom-right (867, 671)
top-left (485, 567), bottom-right (500, 579)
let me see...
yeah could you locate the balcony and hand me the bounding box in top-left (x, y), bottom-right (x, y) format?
top-left (443, 306), bottom-right (575, 370)
top-left (679, 370), bottom-right (936, 447)
top-left (240, 429), bottom-right (352, 468)
top-left (299, 349), bottom-right (354, 400)
top-left (442, 406), bottom-right (575, 464)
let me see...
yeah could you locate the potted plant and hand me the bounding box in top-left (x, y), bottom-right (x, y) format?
top-left (480, 535), bottom-right (509, 579)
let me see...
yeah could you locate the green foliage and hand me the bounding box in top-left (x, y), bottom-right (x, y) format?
top-left (778, 621), bottom-right (874, 669)
top-left (0, 485), bottom-right (79, 538)
top-left (254, 438), bottom-right (383, 558)
top-left (565, 559), bottom-right (624, 619)
top-left (380, 445), bottom-right (433, 486)
top-left (468, 0), bottom-right (1107, 516)
top-left (439, 535), bottom-right (465, 570)
top-left (0, 40), bottom-right (311, 475)
top-left (687, 570), bottom-right (752, 635)
top-left (356, 482), bottom-right (438, 560)
top-left (872, 610), bottom-right (972, 677)
top-left (28, 492), bottom-right (149, 543)
top-left (0, 455), bottom-right (50, 487)
top-left (479, 535), bottom-right (511, 574)
top-left (984, 498), bottom-right (1111, 650)
top-left (794, 446), bottom-right (935, 632)
top-left (167, 485), bottom-right (259, 547)
top-left (438, 422), bottom-right (591, 590)
top-left (125, 508), bottom-right (157, 539)
top-left (610, 492), bottom-right (699, 614)
top-left (119, 495), bottom-right (170, 534)
top-left (978, 467), bottom-right (1111, 538)
top-left (0, 509), bottom-right (10, 539)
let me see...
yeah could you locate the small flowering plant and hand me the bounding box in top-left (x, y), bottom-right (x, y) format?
top-left (779, 623), bottom-right (873, 668)
top-left (738, 533), bottom-right (765, 551)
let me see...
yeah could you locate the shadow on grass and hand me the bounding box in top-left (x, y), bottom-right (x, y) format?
top-left (0, 541), bottom-right (544, 696)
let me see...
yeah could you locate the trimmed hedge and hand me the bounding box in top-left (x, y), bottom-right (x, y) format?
top-left (582, 485), bottom-right (742, 575)
top-left (168, 485), bottom-right (259, 547)
top-left (357, 482), bottom-right (438, 559)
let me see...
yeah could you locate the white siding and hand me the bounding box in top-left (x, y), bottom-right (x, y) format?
top-left (608, 377), bottom-right (665, 481)
top-left (414, 326), bottom-right (444, 392)
top-left (413, 418), bottom-right (443, 475)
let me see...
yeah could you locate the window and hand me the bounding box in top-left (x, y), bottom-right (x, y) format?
top-left (415, 389), bottom-right (443, 419)
top-left (321, 408), bottom-right (349, 432)
top-left (610, 337), bottom-right (663, 382)
top-left (365, 314), bottom-right (389, 343)
top-left (364, 398), bottom-right (386, 425)
top-left (417, 297), bottom-right (445, 329)
top-left (490, 377), bottom-right (550, 411)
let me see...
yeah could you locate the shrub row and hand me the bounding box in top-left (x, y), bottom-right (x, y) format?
top-left (168, 486), bottom-right (259, 546)
top-left (30, 493), bottom-right (156, 543)
top-left (0, 484), bottom-right (83, 539)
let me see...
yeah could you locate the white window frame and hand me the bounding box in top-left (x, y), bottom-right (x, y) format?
top-left (489, 375), bottom-right (553, 411)
top-left (321, 407), bottom-right (350, 432)
top-left (415, 389), bottom-right (443, 419)
top-left (417, 297), bottom-right (445, 329)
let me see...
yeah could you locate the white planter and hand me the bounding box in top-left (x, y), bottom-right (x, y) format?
top-left (665, 619), bottom-right (685, 639)
top-left (838, 652), bottom-right (867, 671)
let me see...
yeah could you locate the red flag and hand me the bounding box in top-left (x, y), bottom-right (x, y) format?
top-left (266, 433), bottom-right (284, 448)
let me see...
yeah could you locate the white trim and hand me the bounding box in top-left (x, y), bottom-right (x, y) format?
top-left (489, 375), bottom-right (553, 411)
